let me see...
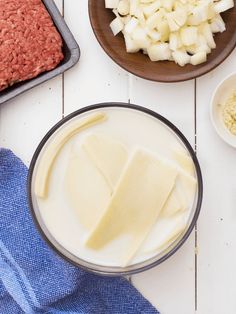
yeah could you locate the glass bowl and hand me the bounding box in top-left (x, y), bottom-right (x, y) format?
top-left (28, 103), bottom-right (203, 276)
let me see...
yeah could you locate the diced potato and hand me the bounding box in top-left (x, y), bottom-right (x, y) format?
top-left (146, 11), bottom-right (163, 29)
top-left (123, 32), bottom-right (140, 52)
top-left (158, 20), bottom-right (170, 42)
top-left (161, 0), bottom-right (174, 12)
top-left (196, 43), bottom-right (211, 54)
top-left (185, 45), bottom-right (197, 55)
top-left (105, 0), bottom-right (119, 9)
top-left (172, 50), bottom-right (190, 66)
top-left (214, 0), bottom-right (234, 13)
top-left (118, 0), bottom-right (130, 15)
top-left (112, 8), bottom-right (119, 17)
top-left (200, 22), bottom-right (216, 49)
top-left (132, 26), bottom-right (150, 48)
top-left (130, 0), bottom-right (139, 15)
top-left (147, 43), bottom-right (171, 61)
top-left (210, 14), bottom-right (226, 33)
top-left (142, 47), bottom-right (148, 54)
top-left (143, 0), bottom-right (161, 17)
top-left (180, 26), bottom-right (198, 46)
top-left (190, 51), bottom-right (207, 65)
top-left (124, 17), bottom-right (139, 34)
top-left (134, 7), bottom-right (146, 26)
top-left (146, 28), bottom-right (161, 41)
top-left (166, 13), bottom-right (181, 32)
top-left (187, 3), bottom-right (209, 25)
top-left (169, 32), bottom-right (182, 51)
top-left (110, 17), bottom-right (124, 36)
top-left (121, 14), bottom-right (132, 24)
top-left (173, 8), bottom-right (187, 27)
top-left (208, 3), bottom-right (216, 19)
top-left (106, 0), bottom-right (234, 66)
top-left (194, 34), bottom-right (211, 54)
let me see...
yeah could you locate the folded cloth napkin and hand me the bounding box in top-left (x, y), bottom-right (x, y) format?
top-left (0, 148), bottom-right (159, 314)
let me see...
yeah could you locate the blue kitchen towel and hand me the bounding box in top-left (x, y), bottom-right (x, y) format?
top-left (0, 148), bottom-right (159, 314)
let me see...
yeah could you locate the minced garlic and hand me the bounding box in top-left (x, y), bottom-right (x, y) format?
top-left (222, 90), bottom-right (236, 136)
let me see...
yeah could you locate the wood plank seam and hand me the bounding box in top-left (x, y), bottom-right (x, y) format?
top-left (62, 0), bottom-right (65, 119)
top-left (194, 78), bottom-right (198, 313)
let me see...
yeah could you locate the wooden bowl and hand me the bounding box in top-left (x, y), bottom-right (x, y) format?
top-left (88, 0), bottom-right (236, 82)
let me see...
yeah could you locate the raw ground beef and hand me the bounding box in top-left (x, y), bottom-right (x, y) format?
top-left (0, 0), bottom-right (64, 92)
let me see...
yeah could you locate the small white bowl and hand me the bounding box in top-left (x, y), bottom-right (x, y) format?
top-left (210, 73), bottom-right (236, 148)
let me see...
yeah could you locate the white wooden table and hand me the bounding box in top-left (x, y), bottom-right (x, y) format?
top-left (1, 1), bottom-right (236, 313)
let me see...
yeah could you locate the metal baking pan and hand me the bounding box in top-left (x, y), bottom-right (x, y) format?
top-left (0, 0), bottom-right (80, 105)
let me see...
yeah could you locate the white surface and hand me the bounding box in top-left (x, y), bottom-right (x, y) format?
top-left (0, 1), bottom-right (236, 313)
top-left (197, 51), bottom-right (236, 314)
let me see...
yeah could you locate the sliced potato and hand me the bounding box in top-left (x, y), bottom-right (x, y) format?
top-left (35, 113), bottom-right (106, 198)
